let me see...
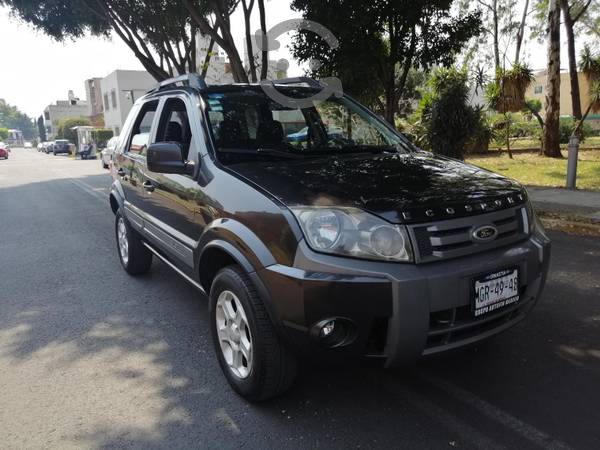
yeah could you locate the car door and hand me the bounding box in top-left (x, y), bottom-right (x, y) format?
top-left (113, 100), bottom-right (160, 232)
top-left (137, 94), bottom-right (204, 269)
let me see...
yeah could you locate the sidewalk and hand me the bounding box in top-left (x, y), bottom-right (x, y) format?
top-left (527, 186), bottom-right (600, 222)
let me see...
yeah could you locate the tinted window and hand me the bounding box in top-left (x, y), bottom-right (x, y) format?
top-left (203, 89), bottom-right (408, 161)
top-left (128, 101), bottom-right (158, 155)
top-left (155, 97), bottom-right (193, 159)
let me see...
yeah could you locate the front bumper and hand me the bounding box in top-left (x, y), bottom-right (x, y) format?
top-left (257, 232), bottom-right (551, 366)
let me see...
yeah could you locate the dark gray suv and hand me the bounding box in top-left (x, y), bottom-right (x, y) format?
top-left (109, 74), bottom-right (551, 401)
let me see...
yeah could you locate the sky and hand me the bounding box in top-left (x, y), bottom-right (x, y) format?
top-left (0, 2), bottom-right (591, 119)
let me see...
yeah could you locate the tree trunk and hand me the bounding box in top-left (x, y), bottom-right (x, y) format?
top-left (257, 0), bottom-right (269, 80)
top-left (493, 0), bottom-right (500, 72)
top-left (183, 0), bottom-right (249, 83)
top-left (561, 0), bottom-right (583, 121)
top-left (514, 0), bottom-right (529, 64)
top-left (384, 81), bottom-right (397, 126)
top-left (543, 0), bottom-right (562, 157)
top-left (242, 0), bottom-right (257, 82)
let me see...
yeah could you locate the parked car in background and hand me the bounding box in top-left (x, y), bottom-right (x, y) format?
top-left (37, 143), bottom-right (44, 152)
top-left (24, 141), bottom-right (33, 148)
top-left (52, 139), bottom-right (70, 155)
top-left (101, 136), bottom-right (119, 169)
top-left (43, 142), bottom-right (54, 153)
top-left (0, 142), bottom-right (10, 159)
top-left (109, 74), bottom-right (551, 401)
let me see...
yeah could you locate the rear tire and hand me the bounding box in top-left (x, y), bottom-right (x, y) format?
top-left (209, 265), bottom-right (298, 401)
top-left (115, 209), bottom-right (152, 275)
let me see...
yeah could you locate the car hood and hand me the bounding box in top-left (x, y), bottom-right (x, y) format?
top-left (228, 152), bottom-right (525, 223)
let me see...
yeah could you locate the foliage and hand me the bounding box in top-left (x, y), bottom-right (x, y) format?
top-left (56, 117), bottom-right (91, 144)
top-left (457, 0), bottom-right (529, 72)
top-left (291, 0), bottom-right (482, 124)
top-left (0, 127), bottom-right (8, 140)
top-left (0, 99), bottom-right (36, 139)
top-left (411, 67), bottom-right (482, 159)
top-left (91, 129), bottom-right (114, 147)
top-left (485, 63), bottom-right (534, 112)
top-left (0, 0), bottom-right (245, 81)
top-left (559, 118), bottom-right (592, 143)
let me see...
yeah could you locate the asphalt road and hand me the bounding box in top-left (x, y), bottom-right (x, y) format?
top-left (1, 148), bottom-right (599, 449)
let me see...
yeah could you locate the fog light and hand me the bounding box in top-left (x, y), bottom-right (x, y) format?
top-left (320, 320), bottom-right (336, 338)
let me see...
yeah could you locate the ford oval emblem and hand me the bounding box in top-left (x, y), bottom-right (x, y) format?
top-left (472, 225), bottom-right (498, 242)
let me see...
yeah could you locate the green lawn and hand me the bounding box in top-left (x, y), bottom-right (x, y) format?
top-left (467, 150), bottom-right (600, 191)
top-left (490, 136), bottom-right (600, 150)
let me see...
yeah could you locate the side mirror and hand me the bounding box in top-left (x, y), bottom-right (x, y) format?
top-left (147, 142), bottom-right (192, 175)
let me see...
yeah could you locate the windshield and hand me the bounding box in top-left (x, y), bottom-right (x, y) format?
top-left (203, 88), bottom-right (412, 163)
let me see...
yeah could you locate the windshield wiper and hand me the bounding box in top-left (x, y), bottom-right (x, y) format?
top-left (219, 147), bottom-right (304, 159)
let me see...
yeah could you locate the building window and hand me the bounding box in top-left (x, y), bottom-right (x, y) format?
top-left (534, 85), bottom-right (543, 94)
top-left (115, 126), bottom-right (120, 136)
top-left (44, 111), bottom-right (50, 120)
top-left (104, 94), bottom-right (110, 111)
top-left (111, 89), bottom-right (117, 109)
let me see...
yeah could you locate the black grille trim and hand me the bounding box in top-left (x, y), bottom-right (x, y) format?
top-left (408, 206), bottom-right (528, 263)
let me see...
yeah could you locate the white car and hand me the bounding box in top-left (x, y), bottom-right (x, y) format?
top-left (101, 136), bottom-right (119, 169)
top-left (24, 141), bottom-right (33, 148)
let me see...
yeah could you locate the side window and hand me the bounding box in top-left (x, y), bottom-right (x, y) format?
top-left (155, 97), bottom-right (193, 160)
top-left (128, 101), bottom-right (158, 156)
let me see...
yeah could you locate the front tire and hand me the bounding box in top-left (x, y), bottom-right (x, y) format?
top-left (115, 209), bottom-right (152, 275)
top-left (209, 266), bottom-right (298, 401)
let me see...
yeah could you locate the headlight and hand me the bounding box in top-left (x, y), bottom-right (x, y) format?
top-left (291, 207), bottom-right (413, 262)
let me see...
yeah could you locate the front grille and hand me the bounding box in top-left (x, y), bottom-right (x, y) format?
top-left (408, 206), bottom-right (528, 263)
top-left (424, 290), bottom-right (531, 353)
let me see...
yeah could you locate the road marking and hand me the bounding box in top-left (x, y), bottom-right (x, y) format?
top-left (419, 372), bottom-right (572, 450)
top-left (67, 177), bottom-right (109, 204)
top-left (377, 374), bottom-right (507, 450)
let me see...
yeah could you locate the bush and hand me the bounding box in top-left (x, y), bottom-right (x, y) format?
top-left (92, 129), bottom-right (114, 148)
top-left (412, 67), bottom-right (481, 159)
top-left (0, 127), bottom-right (8, 140)
top-left (559, 118), bottom-right (593, 143)
top-left (57, 117), bottom-right (91, 145)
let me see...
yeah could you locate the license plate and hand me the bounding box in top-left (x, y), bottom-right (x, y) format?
top-left (473, 269), bottom-right (519, 317)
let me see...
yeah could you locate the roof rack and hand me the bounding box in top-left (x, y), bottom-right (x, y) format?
top-left (272, 77), bottom-right (322, 88)
top-left (147, 73), bottom-right (208, 94)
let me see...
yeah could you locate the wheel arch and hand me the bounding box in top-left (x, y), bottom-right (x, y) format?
top-left (109, 180), bottom-right (125, 215)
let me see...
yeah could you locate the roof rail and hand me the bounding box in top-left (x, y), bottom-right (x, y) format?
top-left (147, 73), bottom-right (208, 94)
top-left (272, 77), bottom-right (322, 88)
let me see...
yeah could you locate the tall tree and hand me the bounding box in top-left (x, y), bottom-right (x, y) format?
top-left (292, 0), bottom-right (481, 125)
top-left (2, 0), bottom-right (256, 83)
top-left (543, 0), bottom-right (562, 157)
top-left (257, 0), bottom-right (269, 80)
top-left (1, 0), bottom-right (200, 80)
top-left (560, 0), bottom-right (593, 121)
top-left (0, 99), bottom-right (36, 139)
top-left (241, 0), bottom-right (257, 82)
top-left (37, 116), bottom-right (47, 142)
top-left (183, 0), bottom-right (250, 82)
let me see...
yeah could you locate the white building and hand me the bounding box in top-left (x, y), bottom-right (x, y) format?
top-left (43, 91), bottom-right (88, 139)
top-left (195, 34), bottom-right (287, 85)
top-left (100, 70), bottom-right (156, 136)
top-left (195, 34), bottom-right (235, 85)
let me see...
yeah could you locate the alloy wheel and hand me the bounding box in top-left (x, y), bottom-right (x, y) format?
top-left (117, 217), bottom-right (129, 265)
top-left (215, 290), bottom-right (253, 379)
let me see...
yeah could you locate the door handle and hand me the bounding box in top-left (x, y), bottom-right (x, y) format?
top-left (143, 181), bottom-right (155, 193)
top-left (117, 168), bottom-right (125, 177)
